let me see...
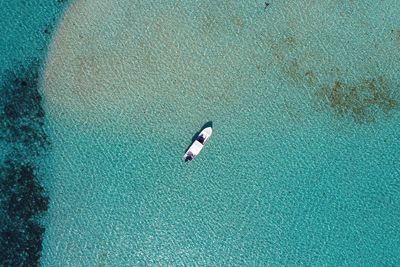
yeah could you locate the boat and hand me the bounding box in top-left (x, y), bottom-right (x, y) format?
top-left (183, 127), bottom-right (213, 162)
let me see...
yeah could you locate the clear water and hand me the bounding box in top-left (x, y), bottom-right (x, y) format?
top-left (2, 0), bottom-right (400, 266)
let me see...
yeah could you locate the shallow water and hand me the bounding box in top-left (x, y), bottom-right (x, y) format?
top-left (2, 0), bottom-right (400, 266)
top-left (41, 1), bottom-right (400, 266)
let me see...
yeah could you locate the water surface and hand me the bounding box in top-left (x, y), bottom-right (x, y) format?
top-left (7, 0), bottom-right (400, 266)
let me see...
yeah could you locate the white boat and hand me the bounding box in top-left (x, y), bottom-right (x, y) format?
top-left (183, 127), bottom-right (212, 162)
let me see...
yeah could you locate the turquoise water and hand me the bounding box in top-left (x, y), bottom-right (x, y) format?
top-left (2, 0), bottom-right (400, 266)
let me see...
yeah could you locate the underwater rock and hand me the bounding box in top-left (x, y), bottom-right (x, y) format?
top-left (1, 61), bottom-right (50, 157)
top-left (0, 61), bottom-right (49, 267)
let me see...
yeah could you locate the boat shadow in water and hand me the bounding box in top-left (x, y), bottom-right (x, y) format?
top-left (183, 121), bottom-right (213, 153)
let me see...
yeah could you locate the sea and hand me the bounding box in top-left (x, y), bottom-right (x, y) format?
top-left (1, 0), bottom-right (400, 266)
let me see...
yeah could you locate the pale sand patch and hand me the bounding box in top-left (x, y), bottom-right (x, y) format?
top-left (43, 0), bottom-right (400, 138)
top-left (43, 0), bottom-right (265, 137)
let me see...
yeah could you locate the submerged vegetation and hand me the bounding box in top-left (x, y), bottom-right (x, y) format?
top-left (0, 61), bottom-right (49, 266)
top-left (316, 77), bottom-right (398, 123)
top-left (267, 34), bottom-right (398, 123)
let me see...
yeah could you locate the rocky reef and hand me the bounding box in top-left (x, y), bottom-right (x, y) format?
top-left (0, 61), bottom-right (50, 266)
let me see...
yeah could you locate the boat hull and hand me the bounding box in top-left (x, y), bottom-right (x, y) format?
top-left (183, 127), bottom-right (212, 161)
